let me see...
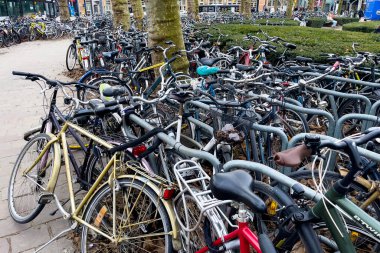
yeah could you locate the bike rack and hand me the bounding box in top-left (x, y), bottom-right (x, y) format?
top-left (256, 95), bottom-right (336, 136)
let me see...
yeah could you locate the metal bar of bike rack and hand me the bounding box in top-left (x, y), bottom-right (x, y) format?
top-left (187, 116), bottom-right (214, 137)
top-left (223, 160), bottom-right (322, 203)
top-left (302, 72), bottom-right (380, 88)
top-left (250, 123), bottom-right (288, 151)
top-left (187, 101), bottom-right (289, 150)
top-left (129, 114), bottom-right (222, 169)
top-left (257, 95), bottom-right (336, 136)
top-left (368, 100), bottom-right (380, 128)
top-left (306, 85), bottom-right (372, 119)
top-left (334, 113), bottom-right (380, 139)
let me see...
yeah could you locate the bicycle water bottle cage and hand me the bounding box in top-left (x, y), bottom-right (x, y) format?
top-left (196, 66), bottom-right (219, 77)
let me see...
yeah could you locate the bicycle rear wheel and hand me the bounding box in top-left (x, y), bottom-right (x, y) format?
top-left (81, 177), bottom-right (173, 252)
top-left (8, 133), bottom-right (60, 223)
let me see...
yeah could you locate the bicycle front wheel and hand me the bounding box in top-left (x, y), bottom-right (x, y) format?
top-left (8, 133), bottom-right (60, 223)
top-left (81, 177), bottom-right (173, 252)
top-left (66, 44), bottom-right (77, 71)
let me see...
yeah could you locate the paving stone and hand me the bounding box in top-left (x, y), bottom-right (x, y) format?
top-left (10, 224), bottom-right (51, 253)
top-left (0, 238), bottom-right (10, 253)
top-left (0, 216), bottom-right (31, 238)
top-left (0, 39), bottom-right (74, 251)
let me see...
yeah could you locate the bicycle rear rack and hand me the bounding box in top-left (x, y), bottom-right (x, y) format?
top-left (173, 160), bottom-right (235, 251)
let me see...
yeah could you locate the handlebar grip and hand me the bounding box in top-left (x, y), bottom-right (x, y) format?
top-left (12, 71), bottom-right (33, 76)
top-left (109, 128), bottom-right (166, 154)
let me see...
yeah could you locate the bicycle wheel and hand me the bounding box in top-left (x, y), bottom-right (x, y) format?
top-left (81, 177), bottom-right (173, 253)
top-left (8, 133), bottom-right (60, 223)
top-left (251, 180), bottom-right (322, 253)
top-left (66, 44), bottom-right (77, 71)
top-left (313, 223), bottom-right (380, 252)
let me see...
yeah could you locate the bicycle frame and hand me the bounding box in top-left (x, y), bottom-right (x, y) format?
top-left (312, 185), bottom-right (380, 253)
top-left (22, 121), bottom-right (180, 248)
top-left (196, 205), bottom-right (261, 253)
top-left (223, 160), bottom-right (380, 253)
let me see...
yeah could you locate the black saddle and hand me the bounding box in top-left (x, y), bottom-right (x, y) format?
top-left (102, 50), bottom-right (119, 59)
top-left (200, 57), bottom-right (222, 66)
top-left (295, 56), bottom-right (313, 63)
top-left (284, 43), bottom-right (297, 50)
top-left (210, 170), bottom-right (266, 213)
top-left (102, 86), bottom-right (128, 97)
top-left (80, 39), bottom-right (98, 45)
top-left (236, 64), bottom-right (257, 72)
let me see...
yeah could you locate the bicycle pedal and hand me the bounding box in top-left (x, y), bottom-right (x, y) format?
top-left (38, 192), bottom-right (54, 204)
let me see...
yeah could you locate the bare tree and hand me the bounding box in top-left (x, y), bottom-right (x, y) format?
top-left (57, 0), bottom-right (70, 20)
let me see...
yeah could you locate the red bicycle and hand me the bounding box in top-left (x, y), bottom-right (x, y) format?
top-left (196, 170), bottom-right (276, 253)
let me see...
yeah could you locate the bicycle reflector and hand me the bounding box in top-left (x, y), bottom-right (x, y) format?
top-left (162, 188), bottom-right (176, 200)
top-left (267, 200), bottom-right (278, 216)
top-left (132, 145), bottom-right (147, 157)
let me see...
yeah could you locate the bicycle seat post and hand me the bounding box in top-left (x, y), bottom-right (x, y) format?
top-left (237, 203), bottom-right (249, 223)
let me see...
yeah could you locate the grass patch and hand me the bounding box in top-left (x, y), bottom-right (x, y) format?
top-left (343, 21), bottom-right (380, 33)
top-left (203, 24), bottom-right (380, 62)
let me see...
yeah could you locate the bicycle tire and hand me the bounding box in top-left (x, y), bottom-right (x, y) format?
top-left (81, 177), bottom-right (173, 253)
top-left (8, 133), bottom-right (60, 223)
top-left (66, 44), bottom-right (77, 71)
top-left (251, 180), bottom-right (322, 253)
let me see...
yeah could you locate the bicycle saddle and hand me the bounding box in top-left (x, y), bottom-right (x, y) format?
top-left (197, 65), bottom-right (219, 76)
top-left (114, 57), bottom-right (133, 63)
top-left (200, 57), bottom-right (222, 66)
top-left (210, 170), bottom-right (266, 213)
top-left (80, 40), bottom-right (98, 45)
top-left (295, 56), bottom-right (313, 63)
top-left (236, 64), bottom-right (257, 72)
top-left (102, 50), bottom-right (119, 59)
top-left (284, 43), bottom-right (297, 50)
top-left (102, 86), bottom-right (129, 97)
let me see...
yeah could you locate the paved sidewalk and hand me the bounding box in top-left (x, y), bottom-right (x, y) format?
top-left (0, 39), bottom-right (78, 253)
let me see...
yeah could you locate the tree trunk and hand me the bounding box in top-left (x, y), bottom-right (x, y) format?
top-left (130, 0), bottom-right (144, 30)
top-left (111, 0), bottom-right (131, 31)
top-left (337, 0), bottom-right (343, 14)
top-left (194, 0), bottom-right (199, 21)
top-left (308, 0), bottom-right (315, 11)
top-left (241, 0), bottom-right (251, 18)
top-left (286, 0), bottom-right (293, 18)
top-left (58, 0), bottom-right (70, 21)
top-left (187, 0), bottom-right (196, 20)
top-left (274, 0), bottom-right (278, 11)
top-left (240, 0), bottom-right (245, 14)
top-left (146, 0), bottom-right (189, 73)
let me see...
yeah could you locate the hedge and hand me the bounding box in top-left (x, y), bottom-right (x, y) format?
top-left (334, 17), bottom-right (359, 26)
top-left (343, 21), bottom-right (380, 33)
top-left (234, 18), bottom-right (299, 26)
top-left (203, 24), bottom-right (380, 62)
top-left (306, 18), bottom-right (326, 28)
top-left (254, 18), bottom-right (299, 26)
top-left (306, 17), bottom-right (359, 28)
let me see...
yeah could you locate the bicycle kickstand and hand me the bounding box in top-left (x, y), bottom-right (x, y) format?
top-left (34, 222), bottom-right (78, 253)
